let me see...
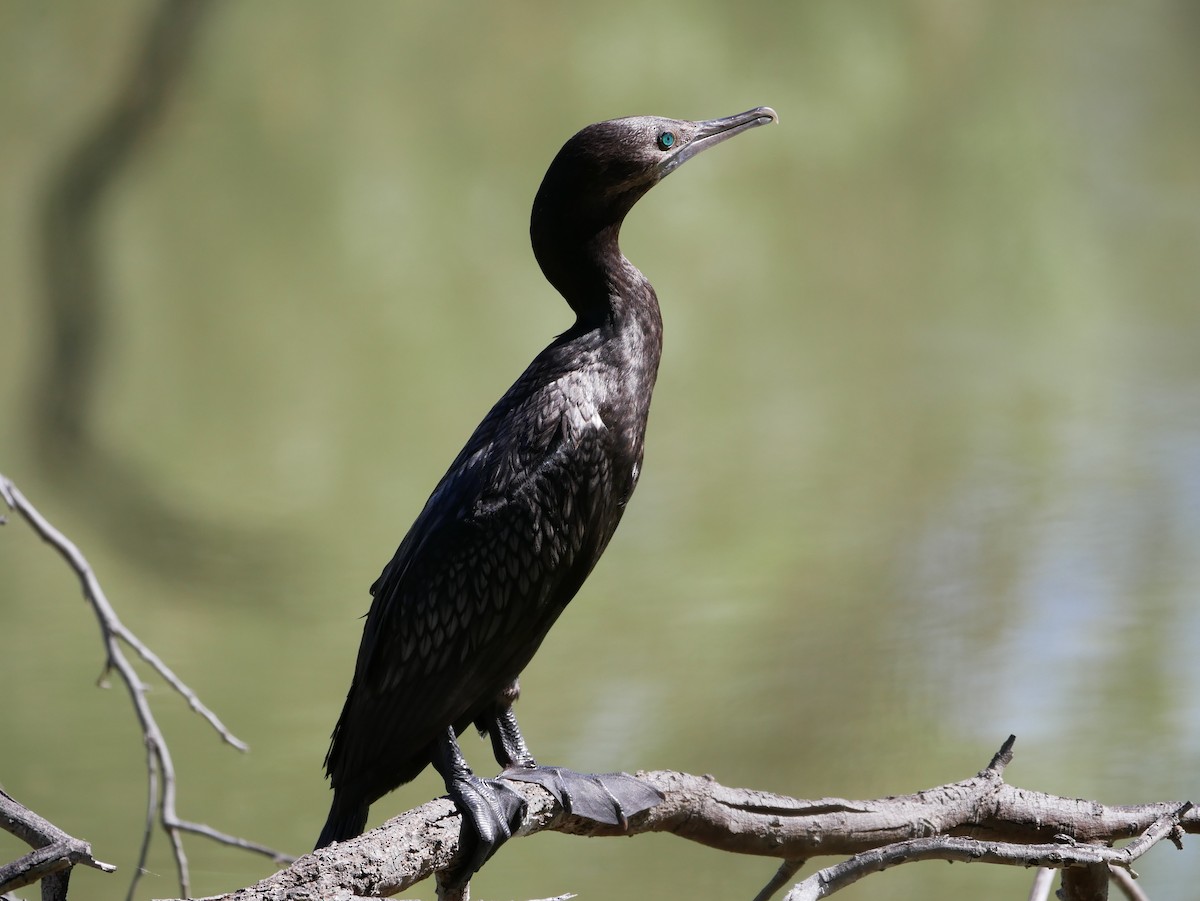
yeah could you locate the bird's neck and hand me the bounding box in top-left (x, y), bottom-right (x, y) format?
top-left (531, 214), bottom-right (663, 502)
top-left (533, 222), bottom-right (660, 331)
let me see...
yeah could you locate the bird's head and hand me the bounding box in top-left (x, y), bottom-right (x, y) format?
top-left (530, 107), bottom-right (777, 313)
top-left (533, 107), bottom-right (778, 240)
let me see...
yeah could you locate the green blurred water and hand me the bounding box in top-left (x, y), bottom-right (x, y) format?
top-left (2, 2), bottom-right (1198, 899)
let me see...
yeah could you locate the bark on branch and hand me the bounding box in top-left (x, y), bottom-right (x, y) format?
top-left (186, 740), bottom-right (1194, 901)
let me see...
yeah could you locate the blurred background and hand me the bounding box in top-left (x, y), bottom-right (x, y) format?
top-left (1, 1), bottom-right (1198, 899)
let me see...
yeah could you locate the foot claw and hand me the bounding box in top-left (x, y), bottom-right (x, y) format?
top-left (443, 775), bottom-right (527, 890)
top-left (500, 765), bottom-right (662, 828)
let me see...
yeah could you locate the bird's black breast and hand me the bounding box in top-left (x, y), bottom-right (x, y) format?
top-left (325, 316), bottom-right (658, 795)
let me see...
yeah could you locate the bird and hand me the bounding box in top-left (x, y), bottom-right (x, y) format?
top-left (316, 106), bottom-right (778, 886)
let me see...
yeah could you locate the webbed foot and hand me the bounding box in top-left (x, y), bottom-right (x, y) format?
top-left (500, 765), bottom-right (662, 828)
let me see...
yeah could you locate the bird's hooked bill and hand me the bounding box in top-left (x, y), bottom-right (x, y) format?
top-left (662, 106), bottom-right (778, 173)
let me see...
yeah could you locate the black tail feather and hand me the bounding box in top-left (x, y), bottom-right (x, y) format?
top-left (315, 795), bottom-right (369, 850)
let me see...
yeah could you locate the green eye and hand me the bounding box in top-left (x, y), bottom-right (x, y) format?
top-left (656, 131), bottom-right (675, 150)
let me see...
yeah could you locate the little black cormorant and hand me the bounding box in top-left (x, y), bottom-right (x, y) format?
top-left (317, 106), bottom-right (778, 886)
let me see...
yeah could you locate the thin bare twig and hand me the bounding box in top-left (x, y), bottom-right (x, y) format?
top-left (984, 733), bottom-right (1017, 775)
top-left (753, 859), bottom-right (807, 901)
top-left (1, 473), bottom-right (294, 900)
top-left (1108, 864), bottom-right (1150, 901)
top-left (1027, 867), bottom-right (1056, 901)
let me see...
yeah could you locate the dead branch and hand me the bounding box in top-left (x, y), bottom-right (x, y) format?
top-left (174, 739), bottom-right (1193, 901)
top-left (0, 473), bottom-right (292, 900)
top-left (781, 802), bottom-right (1188, 901)
top-left (0, 788), bottom-right (116, 900)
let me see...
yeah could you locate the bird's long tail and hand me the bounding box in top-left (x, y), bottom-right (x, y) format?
top-left (315, 795), bottom-right (369, 850)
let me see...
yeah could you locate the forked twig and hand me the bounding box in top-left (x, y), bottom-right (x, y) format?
top-left (1, 473), bottom-right (294, 899)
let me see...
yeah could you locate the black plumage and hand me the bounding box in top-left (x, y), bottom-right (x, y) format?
top-left (317, 107), bottom-right (777, 879)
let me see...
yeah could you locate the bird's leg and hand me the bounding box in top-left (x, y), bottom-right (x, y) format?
top-left (430, 726), bottom-right (527, 890)
top-left (482, 681), bottom-right (664, 829)
top-left (482, 679), bottom-right (537, 768)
